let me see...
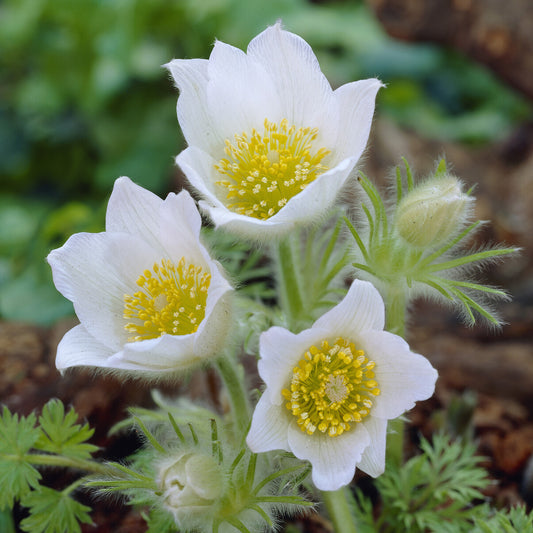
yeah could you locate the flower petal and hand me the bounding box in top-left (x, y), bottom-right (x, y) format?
top-left (206, 40), bottom-right (280, 148)
top-left (358, 417), bottom-right (387, 477)
top-left (288, 421), bottom-right (370, 491)
top-left (48, 231), bottom-right (159, 351)
top-left (165, 58), bottom-right (223, 154)
top-left (313, 279), bottom-right (385, 335)
top-left (246, 393), bottom-right (290, 453)
top-left (158, 189), bottom-right (208, 268)
top-left (258, 326), bottom-right (328, 404)
top-left (333, 79), bottom-right (383, 161)
top-left (194, 156), bottom-right (356, 240)
top-left (193, 273), bottom-right (233, 358)
top-left (109, 333), bottom-right (198, 372)
top-left (106, 176), bottom-right (162, 240)
top-left (362, 330), bottom-right (438, 419)
top-left (247, 23), bottom-right (335, 138)
top-left (176, 146), bottom-right (221, 201)
top-left (55, 324), bottom-right (115, 371)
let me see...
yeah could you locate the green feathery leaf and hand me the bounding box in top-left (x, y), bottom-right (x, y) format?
top-left (0, 407), bottom-right (42, 508)
top-left (34, 400), bottom-right (98, 460)
top-left (19, 487), bottom-right (92, 533)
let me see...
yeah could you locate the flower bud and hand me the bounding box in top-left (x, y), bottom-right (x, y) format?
top-left (158, 452), bottom-right (224, 524)
top-left (395, 175), bottom-right (472, 248)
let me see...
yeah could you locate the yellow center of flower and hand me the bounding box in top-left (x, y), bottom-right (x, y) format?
top-left (123, 258), bottom-right (210, 342)
top-left (215, 118), bottom-right (330, 220)
top-left (282, 338), bottom-right (380, 437)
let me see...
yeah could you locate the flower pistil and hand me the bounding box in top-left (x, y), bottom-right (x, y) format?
top-left (124, 258), bottom-right (210, 341)
top-left (282, 338), bottom-right (380, 437)
top-left (215, 118), bottom-right (330, 220)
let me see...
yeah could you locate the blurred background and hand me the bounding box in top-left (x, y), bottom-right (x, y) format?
top-left (1, 0), bottom-right (531, 325)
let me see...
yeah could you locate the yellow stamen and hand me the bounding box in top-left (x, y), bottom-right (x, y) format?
top-left (123, 258), bottom-right (210, 342)
top-left (282, 338), bottom-right (380, 437)
top-left (215, 118), bottom-right (330, 220)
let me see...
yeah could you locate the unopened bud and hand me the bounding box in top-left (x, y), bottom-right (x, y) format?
top-left (158, 452), bottom-right (223, 522)
top-left (395, 176), bottom-right (472, 248)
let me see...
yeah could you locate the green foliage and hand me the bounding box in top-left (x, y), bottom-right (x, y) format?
top-left (353, 433), bottom-right (490, 532)
top-left (473, 506), bottom-right (533, 533)
top-left (0, 407), bottom-right (42, 509)
top-left (34, 399), bottom-right (99, 460)
top-left (143, 508), bottom-right (178, 533)
top-left (19, 487), bottom-right (92, 533)
top-left (0, 400), bottom-right (101, 531)
top-left (202, 227), bottom-right (276, 301)
top-left (346, 160), bottom-right (517, 326)
top-left (275, 218), bottom-right (351, 331)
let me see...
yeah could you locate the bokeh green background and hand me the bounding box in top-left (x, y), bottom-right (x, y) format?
top-left (0, 0), bottom-right (530, 325)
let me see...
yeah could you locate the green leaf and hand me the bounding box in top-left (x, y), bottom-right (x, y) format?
top-left (34, 400), bottom-right (98, 460)
top-left (0, 406), bottom-right (40, 455)
top-left (19, 487), bottom-right (92, 533)
top-left (372, 433), bottom-right (489, 532)
top-left (0, 406), bottom-right (42, 508)
top-left (0, 458), bottom-right (42, 510)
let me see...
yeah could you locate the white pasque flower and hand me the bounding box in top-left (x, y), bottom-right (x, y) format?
top-left (246, 280), bottom-right (437, 491)
top-left (166, 23), bottom-right (382, 239)
top-left (47, 177), bottom-right (232, 374)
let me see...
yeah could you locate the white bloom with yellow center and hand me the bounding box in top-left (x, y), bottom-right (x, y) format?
top-left (166, 23), bottom-right (382, 239)
top-left (246, 280), bottom-right (437, 491)
top-left (47, 177), bottom-right (233, 374)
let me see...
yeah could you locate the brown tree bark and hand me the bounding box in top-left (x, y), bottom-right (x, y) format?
top-left (365, 0), bottom-right (533, 101)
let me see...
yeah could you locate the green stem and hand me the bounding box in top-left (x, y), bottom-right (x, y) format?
top-left (216, 354), bottom-right (250, 435)
top-left (23, 453), bottom-right (111, 475)
top-left (322, 487), bottom-right (358, 533)
top-left (383, 284), bottom-right (406, 337)
top-left (276, 236), bottom-right (304, 329)
top-left (383, 284), bottom-right (407, 468)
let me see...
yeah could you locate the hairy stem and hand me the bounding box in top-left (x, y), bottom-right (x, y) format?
top-left (276, 236), bottom-right (304, 329)
top-left (322, 487), bottom-right (358, 533)
top-left (383, 283), bottom-right (407, 467)
top-left (23, 453), bottom-right (111, 475)
top-left (216, 354), bottom-right (250, 436)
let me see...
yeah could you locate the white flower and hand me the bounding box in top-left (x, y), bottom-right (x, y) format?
top-left (158, 453), bottom-right (224, 526)
top-left (47, 177), bottom-right (233, 375)
top-left (166, 23), bottom-right (382, 239)
top-left (246, 280), bottom-right (437, 491)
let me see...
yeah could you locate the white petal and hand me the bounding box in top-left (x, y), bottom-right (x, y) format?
top-left (158, 189), bottom-right (209, 268)
top-left (105, 177), bottom-right (162, 241)
top-left (197, 156), bottom-right (356, 240)
top-left (288, 421), bottom-right (370, 491)
top-left (362, 330), bottom-right (438, 419)
top-left (193, 275), bottom-right (233, 359)
top-left (313, 279), bottom-right (385, 335)
top-left (165, 58), bottom-right (223, 154)
top-left (358, 417), bottom-right (388, 478)
top-left (264, 156), bottom-right (355, 225)
top-left (333, 79), bottom-right (383, 161)
top-left (247, 23), bottom-right (335, 137)
top-left (48, 231), bottom-right (158, 350)
top-left (109, 333), bottom-right (198, 372)
top-left (246, 393), bottom-right (290, 453)
top-left (258, 326), bottom-right (328, 404)
top-left (206, 40), bottom-right (280, 148)
top-left (55, 324), bottom-right (115, 371)
top-left (176, 146), bottom-right (221, 201)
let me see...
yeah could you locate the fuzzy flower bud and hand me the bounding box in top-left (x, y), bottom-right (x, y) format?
top-left (158, 453), bottom-right (224, 525)
top-left (395, 175), bottom-right (472, 248)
